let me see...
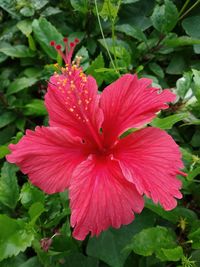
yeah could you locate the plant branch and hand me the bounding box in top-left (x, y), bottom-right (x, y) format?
top-left (179, 0), bottom-right (200, 20)
top-left (94, 0), bottom-right (119, 75)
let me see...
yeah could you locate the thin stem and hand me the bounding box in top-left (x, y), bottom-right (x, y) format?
top-left (107, 0), bottom-right (121, 71)
top-left (111, 20), bottom-right (118, 69)
top-left (179, 0), bottom-right (200, 20)
top-left (178, 0), bottom-right (190, 16)
top-left (94, 0), bottom-right (119, 75)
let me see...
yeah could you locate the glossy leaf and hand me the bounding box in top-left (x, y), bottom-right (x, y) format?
top-left (151, 113), bottom-right (188, 129)
top-left (20, 183), bottom-right (45, 209)
top-left (7, 77), bottom-right (37, 95)
top-left (0, 215), bottom-right (34, 261)
top-left (129, 226), bottom-right (183, 261)
top-left (0, 162), bottom-right (19, 209)
top-left (32, 17), bottom-right (63, 59)
top-left (151, 0), bottom-right (178, 33)
top-left (87, 210), bottom-right (155, 267)
top-left (24, 99), bottom-right (47, 116)
top-left (0, 45), bottom-right (35, 58)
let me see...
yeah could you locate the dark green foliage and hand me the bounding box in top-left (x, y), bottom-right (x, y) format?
top-left (0, 0), bottom-right (200, 266)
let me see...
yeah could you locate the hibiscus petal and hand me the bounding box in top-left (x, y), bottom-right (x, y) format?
top-left (69, 156), bottom-right (144, 240)
top-left (100, 74), bottom-right (175, 146)
top-left (6, 126), bottom-right (88, 194)
top-left (45, 72), bottom-right (103, 147)
top-left (113, 127), bottom-right (184, 211)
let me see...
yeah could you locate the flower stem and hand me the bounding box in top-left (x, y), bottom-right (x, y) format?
top-left (94, 0), bottom-right (119, 75)
top-left (107, 0), bottom-right (121, 72)
top-left (178, 0), bottom-right (190, 16)
top-left (179, 0), bottom-right (200, 20)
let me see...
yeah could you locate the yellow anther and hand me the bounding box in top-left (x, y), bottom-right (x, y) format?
top-left (69, 108), bottom-right (74, 112)
top-left (75, 55), bottom-right (82, 66)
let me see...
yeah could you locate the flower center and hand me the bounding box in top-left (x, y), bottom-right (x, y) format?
top-left (49, 37), bottom-right (105, 151)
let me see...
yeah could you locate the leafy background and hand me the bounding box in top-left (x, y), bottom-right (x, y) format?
top-left (1, 0), bottom-right (200, 266)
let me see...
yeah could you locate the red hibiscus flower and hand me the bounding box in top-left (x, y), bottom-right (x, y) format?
top-left (6, 38), bottom-right (185, 240)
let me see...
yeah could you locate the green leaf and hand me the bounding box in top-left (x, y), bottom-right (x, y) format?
top-left (151, 0), bottom-right (179, 33)
top-left (191, 130), bottom-right (200, 147)
top-left (0, 112), bottom-right (17, 128)
top-left (151, 113), bottom-right (188, 129)
top-left (119, 0), bottom-right (154, 31)
top-left (129, 226), bottom-right (182, 261)
top-left (87, 210), bottom-right (155, 267)
top-left (20, 183), bottom-right (45, 209)
top-left (31, 0), bottom-right (48, 10)
top-left (20, 6), bottom-right (35, 17)
top-left (0, 254), bottom-right (27, 267)
top-left (189, 227), bottom-right (200, 249)
top-left (164, 36), bottom-right (200, 47)
top-left (191, 250), bottom-right (200, 266)
top-left (86, 54), bottom-right (105, 86)
top-left (0, 162), bottom-right (19, 209)
top-left (100, 0), bottom-right (119, 21)
top-left (0, 125), bottom-right (16, 145)
top-left (0, 145), bottom-right (10, 159)
top-left (20, 256), bottom-right (42, 267)
top-left (0, 44), bottom-right (35, 58)
top-left (149, 62), bottom-right (164, 78)
top-left (161, 246), bottom-right (183, 261)
top-left (28, 202), bottom-right (45, 225)
top-left (182, 16), bottom-right (200, 38)
top-left (187, 167), bottom-right (200, 181)
top-left (15, 117), bottom-right (26, 132)
top-left (0, 215), bottom-right (34, 261)
top-left (145, 198), bottom-right (197, 224)
top-left (63, 252), bottom-right (99, 267)
top-left (32, 17), bottom-right (63, 60)
top-left (192, 69), bottom-right (200, 103)
top-left (0, 52), bottom-right (8, 63)
top-left (166, 53), bottom-right (187, 75)
top-left (7, 77), bottom-right (37, 95)
top-left (41, 6), bottom-right (62, 17)
top-left (176, 72), bottom-right (193, 98)
top-left (116, 24), bottom-right (147, 42)
top-left (98, 38), bottom-right (131, 68)
top-left (0, 0), bottom-right (20, 19)
top-left (24, 99), bottom-right (47, 116)
top-left (17, 20), bottom-right (32, 36)
top-left (70, 0), bottom-right (88, 14)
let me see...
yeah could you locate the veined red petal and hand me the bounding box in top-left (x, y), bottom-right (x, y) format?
top-left (45, 74), bottom-right (103, 148)
top-left (69, 156), bottom-right (144, 240)
top-left (113, 127), bottom-right (183, 210)
top-left (100, 74), bottom-right (175, 146)
top-left (6, 127), bottom-right (88, 194)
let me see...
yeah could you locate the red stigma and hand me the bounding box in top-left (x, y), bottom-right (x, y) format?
top-left (50, 40), bottom-right (55, 46)
top-left (49, 36), bottom-right (80, 65)
top-left (56, 44), bottom-right (62, 50)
